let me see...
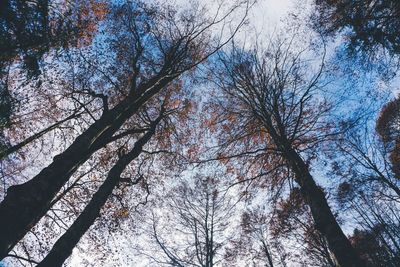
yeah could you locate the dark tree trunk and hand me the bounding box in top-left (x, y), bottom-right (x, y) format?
top-left (261, 239), bottom-right (274, 267)
top-left (0, 77), bottom-right (173, 259)
top-left (283, 146), bottom-right (362, 267)
top-left (36, 114), bottom-right (161, 267)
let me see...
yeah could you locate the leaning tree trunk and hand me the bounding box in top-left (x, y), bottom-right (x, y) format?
top-left (36, 114), bottom-right (162, 267)
top-left (0, 76), bottom-right (173, 259)
top-left (282, 146), bottom-right (363, 267)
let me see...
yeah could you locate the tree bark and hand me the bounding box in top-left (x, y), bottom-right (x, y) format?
top-left (261, 239), bottom-right (274, 267)
top-left (36, 113), bottom-right (162, 267)
top-left (261, 118), bottom-right (363, 266)
top-left (282, 146), bottom-right (362, 267)
top-left (0, 76), bottom-right (173, 259)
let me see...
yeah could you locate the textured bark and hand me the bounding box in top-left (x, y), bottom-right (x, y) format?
top-left (282, 145), bottom-right (362, 267)
top-left (216, 38), bottom-right (363, 266)
top-left (263, 119), bottom-right (362, 266)
top-left (36, 114), bottom-right (161, 267)
top-left (0, 76), bottom-right (173, 259)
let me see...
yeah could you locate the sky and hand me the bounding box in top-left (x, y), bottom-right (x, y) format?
top-left (3, 0), bottom-right (400, 266)
top-left (66, 1), bottom-right (299, 266)
top-left (249, 0), bottom-right (294, 28)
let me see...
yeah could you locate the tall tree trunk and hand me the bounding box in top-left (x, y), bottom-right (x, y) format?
top-left (283, 146), bottom-right (362, 267)
top-left (261, 239), bottom-right (274, 267)
top-left (0, 76), bottom-right (173, 259)
top-left (36, 114), bottom-right (161, 267)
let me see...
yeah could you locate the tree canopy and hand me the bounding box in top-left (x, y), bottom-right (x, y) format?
top-left (0, 0), bottom-right (399, 266)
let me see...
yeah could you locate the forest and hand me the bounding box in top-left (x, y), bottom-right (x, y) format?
top-left (0, 0), bottom-right (399, 266)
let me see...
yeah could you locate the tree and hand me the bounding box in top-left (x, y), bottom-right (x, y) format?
top-left (0, 0), bottom-right (107, 77)
top-left (0, 0), bottom-right (248, 259)
top-left (0, 111), bottom-right (82, 159)
top-left (329, 96), bottom-right (400, 266)
top-left (376, 96), bottom-right (400, 181)
top-left (350, 228), bottom-right (398, 267)
top-left (0, 83), bottom-right (13, 153)
top-left (0, 0), bottom-right (107, 171)
top-left (0, 0), bottom-right (107, 141)
top-left (36, 106), bottom-right (167, 267)
top-left (333, 124), bottom-right (400, 199)
top-left (139, 173), bottom-right (237, 267)
top-left (311, 0), bottom-right (400, 57)
top-left (337, 182), bottom-right (400, 266)
top-left (208, 37), bottom-right (363, 266)
top-left (271, 188), bottom-right (337, 267)
top-left (225, 206), bottom-right (288, 267)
